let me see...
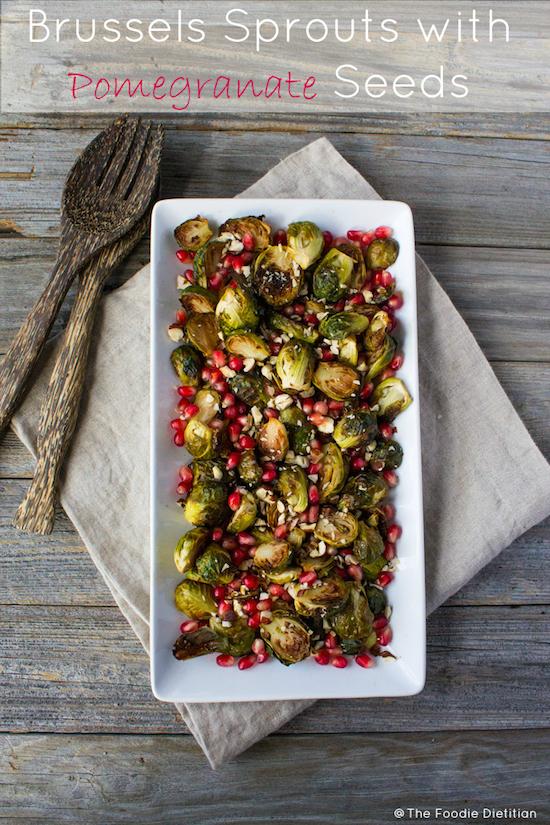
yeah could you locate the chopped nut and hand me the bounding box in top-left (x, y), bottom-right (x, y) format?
top-left (167, 324), bottom-right (184, 342)
top-left (243, 357), bottom-right (255, 372)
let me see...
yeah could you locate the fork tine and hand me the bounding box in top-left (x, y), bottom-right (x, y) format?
top-left (97, 117), bottom-right (139, 193)
top-left (114, 120), bottom-right (152, 197)
top-left (65, 115), bottom-right (127, 192)
top-left (125, 124), bottom-right (164, 204)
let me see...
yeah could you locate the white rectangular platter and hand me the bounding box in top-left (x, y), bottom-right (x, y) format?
top-left (151, 199), bottom-right (425, 703)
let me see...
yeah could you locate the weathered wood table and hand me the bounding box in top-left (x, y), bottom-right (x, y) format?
top-left (1, 113), bottom-right (549, 824)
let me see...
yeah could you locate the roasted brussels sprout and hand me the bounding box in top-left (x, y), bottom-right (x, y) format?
top-left (366, 335), bottom-right (397, 380)
top-left (276, 341), bottom-right (315, 393)
top-left (268, 312), bottom-right (319, 344)
top-left (193, 388), bottom-right (221, 424)
top-left (171, 344), bottom-right (202, 386)
top-left (215, 283), bottom-right (259, 335)
top-left (364, 310), bottom-right (393, 354)
top-left (339, 472), bottom-right (388, 512)
top-left (353, 522), bottom-right (386, 579)
top-left (225, 331), bottom-right (270, 361)
top-left (260, 611), bottom-right (311, 664)
top-left (258, 418), bottom-right (289, 461)
top-left (372, 438), bottom-right (403, 469)
top-left (188, 543), bottom-right (234, 584)
top-left (174, 215), bottom-right (213, 252)
top-left (294, 575), bottom-right (349, 616)
top-left (173, 616), bottom-right (254, 660)
top-left (366, 237), bottom-right (399, 271)
top-left (371, 377), bottom-right (412, 420)
top-left (333, 409), bottom-right (378, 450)
top-left (313, 362), bottom-right (360, 401)
top-left (277, 465), bottom-right (309, 513)
top-left (227, 490), bottom-right (257, 533)
top-left (339, 336), bottom-right (359, 367)
top-left (312, 248), bottom-right (354, 302)
top-left (287, 221), bottom-right (324, 268)
top-left (186, 313), bottom-right (220, 356)
top-left (219, 216), bottom-right (271, 250)
top-left (229, 373), bottom-right (268, 407)
top-left (193, 240), bottom-right (225, 287)
top-left (336, 241), bottom-right (367, 289)
top-left (319, 442), bottom-right (348, 502)
top-left (174, 579), bottom-right (217, 618)
top-left (173, 527), bottom-right (210, 574)
top-left (314, 509), bottom-right (359, 547)
top-left (253, 540), bottom-right (292, 572)
top-left (253, 245), bottom-right (303, 307)
top-left (237, 450), bottom-right (263, 487)
top-left (292, 422), bottom-right (315, 455)
top-left (183, 418), bottom-right (216, 459)
top-left (366, 585), bottom-right (387, 616)
top-left (184, 482), bottom-right (229, 527)
top-left (319, 312), bottom-right (370, 341)
top-left (179, 285), bottom-right (217, 314)
top-left (328, 585), bottom-right (375, 652)
top-left (191, 458), bottom-right (229, 486)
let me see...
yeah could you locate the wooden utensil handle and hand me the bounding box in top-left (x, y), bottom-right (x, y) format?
top-left (0, 253), bottom-right (78, 437)
top-left (13, 260), bottom-right (107, 535)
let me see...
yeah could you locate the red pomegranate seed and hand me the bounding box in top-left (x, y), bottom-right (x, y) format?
top-left (216, 654), bottom-right (235, 667)
top-left (322, 230), bottom-right (333, 248)
top-left (273, 229), bottom-right (287, 245)
top-left (213, 380), bottom-right (228, 394)
top-left (211, 349), bottom-right (226, 368)
top-left (180, 619), bottom-right (199, 633)
top-left (210, 419), bottom-right (225, 432)
top-left (268, 583), bottom-right (287, 598)
top-left (184, 268), bottom-right (195, 284)
top-left (377, 571), bottom-right (394, 588)
top-left (360, 382), bottom-right (374, 399)
top-left (383, 503), bottom-right (396, 521)
top-left (347, 229), bottom-right (362, 242)
top-left (325, 633), bottom-right (338, 649)
top-left (390, 353), bottom-right (404, 371)
top-left (176, 249), bottom-right (190, 263)
top-left (347, 564), bottom-right (363, 582)
top-left (351, 457), bottom-right (366, 471)
top-left (373, 615), bottom-right (388, 631)
top-left (228, 491), bottom-right (242, 511)
top-left (170, 417), bottom-right (184, 431)
top-left (379, 422), bottom-right (395, 440)
top-left (238, 532), bottom-right (256, 547)
top-left (377, 626), bottom-right (393, 646)
top-left (174, 431), bottom-right (185, 447)
top-left (242, 232), bottom-right (255, 251)
top-left (252, 638), bottom-right (266, 655)
top-left (211, 527), bottom-right (224, 542)
top-left (270, 341), bottom-right (282, 355)
top-left (176, 309), bottom-right (187, 325)
top-left (238, 653), bottom-right (257, 670)
top-left (228, 423), bottom-right (242, 441)
top-left (208, 271), bottom-right (225, 291)
top-left (308, 485), bottom-right (320, 504)
top-left (222, 536), bottom-right (238, 551)
top-left (313, 400), bottom-right (328, 415)
top-left (213, 585), bottom-right (227, 601)
top-left (308, 462), bottom-right (321, 475)
top-left (264, 408), bottom-right (279, 420)
top-left (226, 452), bottom-right (241, 471)
top-left (334, 566), bottom-right (347, 579)
top-left (178, 465), bottom-right (193, 483)
top-left (307, 504), bottom-right (319, 524)
top-left (183, 403), bottom-right (199, 419)
top-left (239, 434), bottom-right (255, 450)
top-left (333, 299), bottom-right (346, 311)
top-left (383, 469), bottom-right (398, 487)
top-left (388, 292), bottom-right (404, 311)
top-left (176, 483), bottom-right (188, 496)
top-left (178, 385), bottom-right (196, 399)
top-left (247, 613), bottom-right (262, 629)
top-left (331, 655), bottom-right (348, 669)
top-left (380, 270), bottom-right (395, 289)
top-left (261, 468), bottom-right (277, 483)
top-left (355, 652), bottom-right (375, 669)
top-left (236, 415), bottom-right (249, 427)
top-left (299, 570), bottom-right (318, 585)
top-left (224, 405), bottom-right (238, 420)
top-left (314, 649), bottom-right (330, 665)
top-left (243, 573), bottom-right (259, 590)
top-left (302, 399), bottom-right (314, 415)
top-left (274, 524), bottom-right (289, 540)
top-left (305, 313), bottom-right (319, 326)
top-left (384, 542), bottom-right (396, 561)
top-left (256, 652), bottom-right (270, 664)
top-left (375, 225), bottom-right (392, 239)
top-left (201, 367), bottom-right (212, 383)
top-left (361, 231), bottom-right (375, 247)
top-left (349, 292), bottom-right (365, 306)
top-left (386, 524), bottom-right (402, 544)
top-left (320, 348), bottom-right (335, 361)
top-left (256, 598), bottom-right (273, 612)
top-left (217, 600), bottom-right (233, 617)
top-left (231, 548), bottom-right (248, 566)
top-left (228, 355), bottom-right (244, 371)
top-left (293, 302), bottom-right (305, 316)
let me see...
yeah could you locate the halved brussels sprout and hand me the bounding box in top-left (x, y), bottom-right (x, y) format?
top-left (174, 579), bottom-right (217, 618)
top-left (188, 543), bottom-right (234, 584)
top-left (364, 310), bottom-right (392, 354)
top-left (287, 221), bottom-right (324, 268)
top-left (253, 540), bottom-right (292, 572)
top-left (328, 585), bottom-right (374, 649)
top-left (333, 409), bottom-right (378, 450)
top-left (174, 216), bottom-right (213, 252)
top-left (184, 482), bottom-right (229, 527)
top-left (186, 313), bottom-right (220, 356)
top-left (313, 362), bottom-right (360, 401)
top-left (258, 418), bottom-right (289, 461)
top-left (279, 406), bottom-right (307, 428)
top-left (191, 458), bottom-right (229, 486)
top-left (193, 388), bottom-right (221, 424)
top-left (229, 373), bottom-right (268, 407)
top-left (225, 331), bottom-right (270, 361)
top-left (277, 465), bottom-right (309, 513)
top-left (319, 442), bottom-right (348, 502)
top-left (312, 248), bottom-right (354, 302)
top-left (371, 377), bottom-right (412, 420)
top-left (179, 285), bottom-right (217, 314)
top-left (339, 472), bottom-right (388, 511)
top-left (215, 283), bottom-right (259, 335)
top-left (366, 335), bottom-right (397, 380)
top-left (227, 490), bottom-right (257, 533)
top-left (372, 438), bottom-right (403, 469)
top-left (287, 526), bottom-right (307, 548)
top-left (336, 241), bottom-right (367, 289)
top-left (339, 336), bottom-right (358, 367)
top-left (260, 611), bottom-right (311, 664)
top-left (173, 616), bottom-right (254, 660)
top-left (183, 418), bottom-right (216, 459)
top-left (366, 584), bottom-right (387, 616)
top-left (319, 312), bottom-right (370, 341)
top-left (353, 522), bottom-right (386, 579)
top-left (294, 575), bottom-right (349, 616)
top-left (237, 450), bottom-right (263, 487)
top-left (173, 527), bottom-right (210, 574)
top-left (253, 245), bottom-right (303, 307)
top-left (219, 216), bottom-right (271, 250)
top-left (276, 341), bottom-right (315, 393)
top-left (366, 238), bottom-right (399, 271)
top-left (268, 312), bottom-right (319, 344)
top-left (193, 240), bottom-right (225, 288)
top-left (314, 509), bottom-right (359, 547)
top-left (292, 422), bottom-right (315, 455)
top-left (171, 344), bottom-right (202, 386)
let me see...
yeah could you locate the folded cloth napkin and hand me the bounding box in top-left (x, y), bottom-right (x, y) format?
top-left (12, 138), bottom-right (550, 768)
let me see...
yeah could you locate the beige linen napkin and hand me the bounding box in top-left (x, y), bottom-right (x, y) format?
top-left (11, 138), bottom-right (550, 768)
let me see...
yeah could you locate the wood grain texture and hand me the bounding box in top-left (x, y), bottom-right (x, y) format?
top-left (1, 731), bottom-right (549, 824)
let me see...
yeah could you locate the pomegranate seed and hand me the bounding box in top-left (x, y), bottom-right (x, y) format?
top-left (331, 655), bottom-right (348, 669)
top-left (383, 503), bottom-right (396, 521)
top-left (314, 649), bottom-right (330, 665)
top-left (347, 229), bottom-right (362, 241)
top-left (242, 232), bottom-right (255, 251)
top-left (268, 583), bottom-right (287, 598)
top-left (176, 310), bottom-right (187, 325)
top-left (375, 225), bottom-right (392, 239)
top-left (293, 302), bottom-right (305, 317)
top-left (208, 271), bottom-right (225, 291)
top-left (309, 412), bottom-right (328, 427)
top-left (325, 633), bottom-right (338, 650)
top-left (320, 348), bottom-right (335, 361)
top-left (238, 653), bottom-right (257, 670)
top-left (301, 399), bottom-right (314, 415)
top-left (361, 231), bottom-right (375, 247)
top-left (264, 408), bottom-right (279, 420)
top-left (351, 457), bottom-right (366, 471)
top-left (274, 524), bottom-right (289, 540)
top-left (183, 403), bottom-right (199, 419)
top-left (360, 382), bottom-right (374, 399)
top-left (184, 268), bottom-right (195, 284)
top-left (308, 485), bottom-right (320, 504)
top-left (388, 292), bottom-right (404, 311)
top-left (217, 600), bottom-right (233, 618)
top-left (261, 468), bottom-right (277, 483)
top-left (174, 431), bottom-right (185, 447)
top-left (170, 417), bottom-right (184, 431)
top-left (250, 638), bottom-right (265, 656)
top-left (378, 270), bottom-right (395, 289)
top-left (211, 349), bottom-right (226, 368)
top-left (224, 405), bottom-right (238, 420)
top-left (305, 313), bottom-right (319, 326)
top-left (228, 355), bottom-right (244, 371)
top-left (308, 462), bottom-right (321, 474)
top-left (222, 536), bottom-right (238, 551)
top-left (228, 491), bottom-right (242, 511)
top-left (349, 292), bottom-right (365, 306)
top-left (213, 585), bottom-right (227, 601)
top-left (243, 573), bottom-right (259, 590)
top-left (176, 249), bottom-right (190, 263)
top-left (239, 434), bottom-right (255, 450)
top-left (228, 422), bottom-right (242, 441)
top-left (216, 654), bottom-right (235, 667)
top-left (178, 385), bottom-right (196, 399)
top-left (212, 527), bottom-right (224, 542)
top-left (176, 483), bottom-right (188, 496)
top-left (356, 652), bottom-right (375, 668)
top-left (308, 504), bottom-right (319, 524)
top-left (377, 571), bottom-right (394, 588)
top-left (333, 299), bottom-right (346, 311)
top-left (383, 469), bottom-right (398, 487)
top-left (386, 524), bottom-right (402, 544)
top-left (384, 542), bottom-right (396, 561)
top-left (334, 566), bottom-right (347, 579)
top-left (347, 563), bottom-right (363, 582)
top-left (236, 415), bottom-right (249, 427)
top-left (210, 419), bottom-right (225, 432)
top-left (231, 548), bottom-right (248, 566)
top-left (247, 613), bottom-right (262, 629)
top-left (377, 626), bottom-right (393, 646)
top-left (180, 619), bottom-right (199, 633)
top-left (269, 341), bottom-right (282, 355)
top-left (256, 651), bottom-right (270, 664)
top-left (213, 380), bottom-right (228, 394)
top-left (322, 230), bottom-right (333, 248)
top-left (238, 532), bottom-right (256, 547)
top-left (225, 452), bottom-right (241, 471)
top-left (299, 570), bottom-right (318, 585)
top-left (390, 353), bottom-right (404, 371)
top-left (373, 615), bottom-right (388, 630)
top-left (313, 400), bottom-right (328, 415)
top-left (379, 422), bottom-right (395, 440)
top-left (257, 598), bottom-right (273, 612)
top-left (273, 229), bottom-right (287, 245)
top-left (201, 367), bottom-right (212, 383)
top-left (178, 465), bottom-right (193, 483)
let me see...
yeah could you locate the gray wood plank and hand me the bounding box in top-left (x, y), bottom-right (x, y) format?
top-left (2, 128), bottom-right (550, 248)
top-left (1, 730), bottom-right (548, 824)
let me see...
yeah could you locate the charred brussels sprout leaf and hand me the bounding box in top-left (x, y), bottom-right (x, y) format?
top-left (336, 242), bottom-right (367, 289)
top-left (253, 540), bottom-right (292, 572)
top-left (366, 335), bottom-right (396, 381)
top-left (339, 472), bottom-right (388, 512)
top-left (328, 585), bottom-right (374, 647)
top-left (372, 438), bottom-right (403, 469)
top-left (319, 442), bottom-right (348, 502)
top-left (260, 611), bottom-right (311, 664)
top-left (189, 543), bottom-right (234, 584)
top-left (193, 240), bottom-right (225, 288)
top-left (276, 341), bottom-right (315, 393)
top-left (268, 312), bottom-right (319, 344)
top-left (173, 616), bottom-right (254, 660)
top-left (313, 362), bottom-right (360, 401)
top-left (365, 310), bottom-right (393, 354)
top-left (265, 567), bottom-right (301, 585)
top-left (286, 221), bottom-right (324, 268)
top-left (171, 344), bottom-right (202, 386)
top-left (227, 490), bottom-right (257, 533)
top-left (219, 216), bottom-right (271, 250)
top-left (372, 377), bottom-right (412, 420)
top-left (253, 245), bottom-right (303, 307)
top-left (366, 238), bottom-right (399, 271)
top-left (353, 522), bottom-right (386, 579)
top-left (174, 216), bottom-right (213, 252)
top-left (279, 406), bottom-right (314, 454)
top-left (237, 450), bottom-right (263, 487)
top-left (314, 509), bottom-right (359, 547)
top-left (174, 579), bottom-right (217, 618)
top-left (277, 465), bottom-right (309, 513)
top-left (258, 418), bottom-right (289, 461)
top-left (319, 312), bottom-right (370, 341)
top-left (333, 409), bottom-right (378, 450)
top-left (179, 285), bottom-right (217, 314)
top-left (366, 585), bottom-right (387, 616)
top-left (173, 527), bottom-right (210, 574)
top-left (186, 313), bottom-right (220, 356)
top-left (191, 459), bottom-right (229, 486)
top-left (312, 248), bottom-right (354, 302)
top-left (215, 283), bottom-right (259, 335)
top-left (225, 331), bottom-right (270, 361)
top-left (294, 575), bottom-right (349, 616)
top-left (184, 483), bottom-right (229, 527)
top-left (339, 336), bottom-right (359, 367)
top-left (229, 372), bottom-right (268, 407)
